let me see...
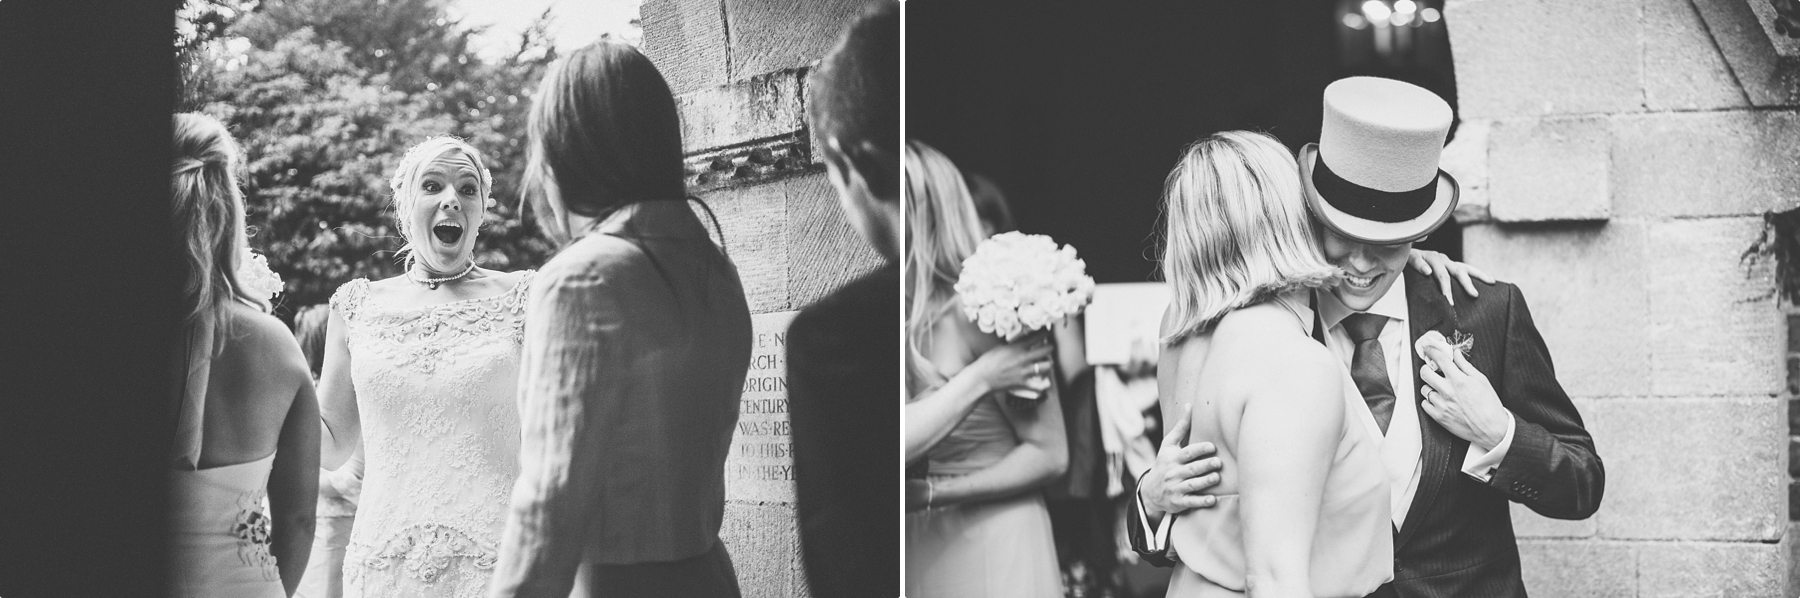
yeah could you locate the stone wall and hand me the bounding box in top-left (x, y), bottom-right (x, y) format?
top-left (640, 1), bottom-right (885, 596)
top-left (1445, 0), bottom-right (1800, 594)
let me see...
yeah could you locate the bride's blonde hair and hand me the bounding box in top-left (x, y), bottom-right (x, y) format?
top-left (388, 136), bottom-right (494, 271)
top-left (904, 140), bottom-right (985, 391)
top-left (1158, 131), bottom-right (1339, 343)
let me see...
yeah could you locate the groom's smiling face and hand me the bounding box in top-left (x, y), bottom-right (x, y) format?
top-left (1321, 228), bottom-right (1410, 311)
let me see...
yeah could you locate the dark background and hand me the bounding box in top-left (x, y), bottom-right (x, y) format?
top-left (1, 1), bottom-right (180, 595)
top-left (907, 0), bottom-right (1461, 284)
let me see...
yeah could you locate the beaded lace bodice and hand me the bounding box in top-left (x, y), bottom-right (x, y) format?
top-left (329, 272), bottom-right (533, 598)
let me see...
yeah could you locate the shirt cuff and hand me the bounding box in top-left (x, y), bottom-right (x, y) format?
top-left (1461, 413), bottom-right (1516, 483)
top-left (1133, 479), bottom-right (1175, 553)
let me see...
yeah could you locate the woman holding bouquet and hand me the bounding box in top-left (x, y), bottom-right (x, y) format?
top-left (905, 139), bottom-right (1066, 598)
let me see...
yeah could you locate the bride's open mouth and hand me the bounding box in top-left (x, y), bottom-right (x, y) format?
top-left (432, 222), bottom-right (464, 244)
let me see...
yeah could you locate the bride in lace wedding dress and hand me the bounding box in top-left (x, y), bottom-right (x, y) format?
top-left (316, 137), bottom-right (535, 598)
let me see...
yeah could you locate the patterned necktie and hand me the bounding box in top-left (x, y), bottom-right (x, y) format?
top-left (1342, 312), bottom-right (1396, 435)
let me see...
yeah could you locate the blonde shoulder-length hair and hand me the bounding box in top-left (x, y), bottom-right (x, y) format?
top-left (904, 139), bottom-right (986, 391)
top-left (1158, 131), bottom-right (1339, 344)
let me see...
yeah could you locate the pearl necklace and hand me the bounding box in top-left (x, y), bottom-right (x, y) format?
top-left (408, 261), bottom-right (477, 290)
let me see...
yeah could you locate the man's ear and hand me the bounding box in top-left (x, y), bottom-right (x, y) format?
top-left (840, 140), bottom-right (898, 203)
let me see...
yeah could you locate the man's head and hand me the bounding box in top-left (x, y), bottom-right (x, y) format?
top-left (1299, 77), bottom-right (1459, 309)
top-left (808, 1), bottom-right (899, 262)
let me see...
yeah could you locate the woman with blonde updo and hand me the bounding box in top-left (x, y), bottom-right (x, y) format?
top-left (314, 136), bottom-right (535, 598)
top-left (166, 112), bottom-right (319, 597)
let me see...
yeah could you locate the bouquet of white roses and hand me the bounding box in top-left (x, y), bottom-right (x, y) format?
top-left (954, 232), bottom-right (1096, 397)
top-left (237, 248), bottom-right (285, 303)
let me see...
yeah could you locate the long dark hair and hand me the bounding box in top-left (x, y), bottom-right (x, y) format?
top-left (522, 40), bottom-right (686, 241)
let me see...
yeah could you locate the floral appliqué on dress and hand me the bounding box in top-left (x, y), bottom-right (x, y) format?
top-left (232, 492), bottom-right (279, 581)
top-left (363, 523), bottom-right (500, 583)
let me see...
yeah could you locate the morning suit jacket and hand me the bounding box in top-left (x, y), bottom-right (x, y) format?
top-left (489, 200), bottom-right (754, 597)
top-left (1131, 269), bottom-right (1604, 598)
top-left (787, 263), bottom-right (901, 598)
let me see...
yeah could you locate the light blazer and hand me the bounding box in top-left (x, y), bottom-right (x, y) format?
top-left (488, 200), bottom-right (754, 596)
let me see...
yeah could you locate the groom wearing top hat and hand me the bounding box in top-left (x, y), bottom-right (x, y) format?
top-left (1129, 77), bottom-right (1604, 597)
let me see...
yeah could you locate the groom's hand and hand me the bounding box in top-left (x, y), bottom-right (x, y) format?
top-left (1420, 347), bottom-right (1511, 451)
top-left (1140, 404), bottom-right (1222, 520)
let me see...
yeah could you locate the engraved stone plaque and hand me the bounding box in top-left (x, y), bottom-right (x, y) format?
top-left (725, 310), bottom-right (798, 503)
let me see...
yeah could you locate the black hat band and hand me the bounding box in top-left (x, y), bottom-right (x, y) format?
top-left (1312, 154), bottom-right (1438, 224)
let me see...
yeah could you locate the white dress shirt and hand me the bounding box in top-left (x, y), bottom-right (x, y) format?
top-left (1315, 276), bottom-right (1515, 529)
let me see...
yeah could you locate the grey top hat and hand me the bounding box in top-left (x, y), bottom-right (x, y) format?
top-left (1299, 76), bottom-right (1460, 245)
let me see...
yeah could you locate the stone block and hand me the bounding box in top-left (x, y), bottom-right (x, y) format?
top-left (725, 0), bottom-right (871, 80)
top-left (677, 70), bottom-right (806, 153)
top-left (1790, 398), bottom-right (1800, 432)
top-left (1791, 356), bottom-right (1800, 396)
top-left (1516, 540), bottom-right (1635, 598)
top-left (1589, 398), bottom-right (1785, 541)
top-left (720, 501), bottom-right (808, 598)
top-left (1463, 222), bottom-right (1649, 398)
top-left (1792, 523), bottom-right (1800, 596)
top-left (697, 182), bottom-right (791, 313)
top-left (1447, 0), bottom-right (1642, 118)
top-left (1487, 117), bottom-right (1610, 222)
top-left (1441, 119), bottom-right (1491, 224)
top-left (1612, 111), bottom-right (1800, 218)
top-left (1792, 438), bottom-right (1800, 478)
top-left (1790, 313), bottom-right (1800, 352)
top-left (642, 0), bottom-right (730, 94)
top-left (1790, 481), bottom-right (1800, 521)
top-left (1691, 0), bottom-right (1800, 107)
top-left (1647, 218), bottom-right (1783, 397)
top-left (1638, 540), bottom-right (1789, 597)
top-left (784, 173), bottom-right (884, 310)
top-left (1644, 0), bottom-right (1750, 111)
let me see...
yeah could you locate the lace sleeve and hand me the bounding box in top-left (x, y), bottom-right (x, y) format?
top-left (329, 278), bottom-right (370, 322)
top-left (509, 270), bottom-right (537, 344)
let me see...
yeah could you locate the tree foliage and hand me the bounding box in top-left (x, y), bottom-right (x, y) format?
top-left (178, 0), bottom-right (560, 319)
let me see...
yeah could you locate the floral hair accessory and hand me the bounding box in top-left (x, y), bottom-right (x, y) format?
top-left (237, 248), bottom-right (285, 302)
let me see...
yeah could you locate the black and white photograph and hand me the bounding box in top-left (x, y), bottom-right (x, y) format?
top-left (3, 0), bottom-right (895, 596)
top-left (6, 0), bottom-right (1800, 596)
top-left (904, 1), bottom-right (1800, 597)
